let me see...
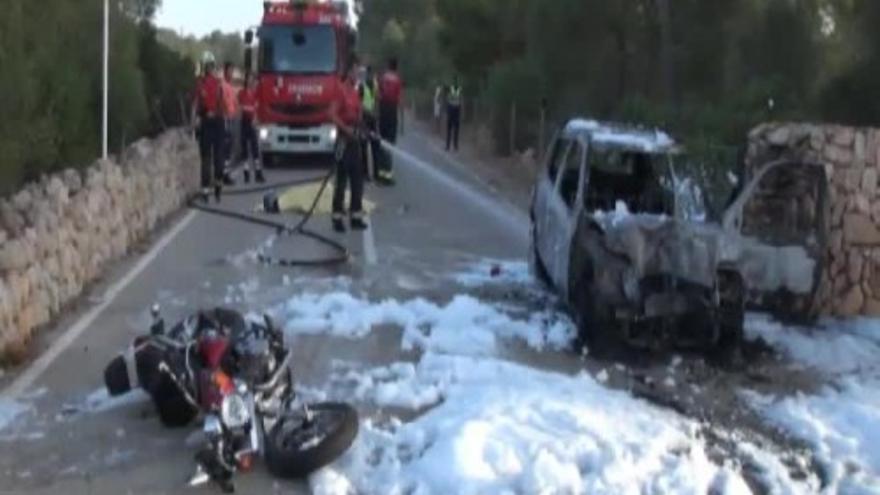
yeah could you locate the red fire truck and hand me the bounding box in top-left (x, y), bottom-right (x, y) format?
top-left (245, 1), bottom-right (355, 165)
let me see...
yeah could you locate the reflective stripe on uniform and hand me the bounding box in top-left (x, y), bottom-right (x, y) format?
top-left (448, 86), bottom-right (462, 107)
top-left (361, 83), bottom-right (377, 113)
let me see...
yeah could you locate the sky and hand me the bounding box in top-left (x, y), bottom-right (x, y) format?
top-left (155, 0), bottom-right (265, 37)
top-left (155, 1), bottom-right (355, 37)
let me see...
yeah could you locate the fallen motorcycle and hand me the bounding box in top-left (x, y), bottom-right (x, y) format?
top-left (103, 306), bottom-right (358, 492)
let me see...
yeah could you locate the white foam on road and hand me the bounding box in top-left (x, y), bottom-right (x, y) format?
top-left (274, 292), bottom-right (575, 355)
top-left (312, 353), bottom-right (753, 495)
top-left (0, 398), bottom-right (29, 432)
top-left (744, 314), bottom-right (880, 493)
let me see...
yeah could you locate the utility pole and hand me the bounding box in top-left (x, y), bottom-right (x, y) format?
top-left (102, 0), bottom-right (109, 159)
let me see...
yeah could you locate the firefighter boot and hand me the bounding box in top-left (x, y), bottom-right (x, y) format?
top-left (255, 169), bottom-right (266, 184)
top-left (350, 217), bottom-right (368, 231)
top-left (332, 214), bottom-right (346, 233)
top-left (243, 168), bottom-right (251, 184)
top-left (214, 184), bottom-right (222, 202)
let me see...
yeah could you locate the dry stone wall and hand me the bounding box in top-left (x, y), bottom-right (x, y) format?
top-left (0, 129), bottom-right (198, 360)
top-left (747, 122), bottom-right (880, 317)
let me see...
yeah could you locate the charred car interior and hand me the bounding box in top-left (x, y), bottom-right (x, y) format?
top-left (531, 119), bottom-right (827, 355)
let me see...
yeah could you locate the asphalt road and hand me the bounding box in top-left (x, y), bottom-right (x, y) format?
top-left (0, 127), bottom-right (536, 494)
top-left (0, 124), bottom-right (816, 494)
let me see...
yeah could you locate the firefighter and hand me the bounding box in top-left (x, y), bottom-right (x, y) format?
top-left (194, 52), bottom-right (225, 202)
top-left (238, 75), bottom-right (265, 184)
top-left (221, 62), bottom-right (238, 185)
top-left (446, 76), bottom-right (462, 152)
top-left (377, 57), bottom-right (403, 186)
top-left (329, 59), bottom-right (367, 233)
top-left (358, 65), bottom-right (380, 182)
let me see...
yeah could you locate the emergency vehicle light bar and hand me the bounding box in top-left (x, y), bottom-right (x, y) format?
top-left (262, 0), bottom-right (347, 17)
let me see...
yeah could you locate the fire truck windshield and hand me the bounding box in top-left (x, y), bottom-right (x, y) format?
top-left (259, 25), bottom-right (337, 75)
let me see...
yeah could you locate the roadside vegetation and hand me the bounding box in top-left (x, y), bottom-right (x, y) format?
top-left (358, 0), bottom-right (880, 160)
top-left (0, 0), bottom-right (242, 197)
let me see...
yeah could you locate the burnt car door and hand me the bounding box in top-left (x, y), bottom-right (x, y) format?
top-left (722, 160), bottom-right (829, 321)
top-left (546, 136), bottom-right (588, 298)
top-left (534, 135), bottom-right (572, 286)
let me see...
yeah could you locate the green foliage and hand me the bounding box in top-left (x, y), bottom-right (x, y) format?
top-left (359, 0), bottom-right (880, 161)
top-left (0, 0), bottom-right (194, 196)
top-left (157, 29), bottom-right (244, 68)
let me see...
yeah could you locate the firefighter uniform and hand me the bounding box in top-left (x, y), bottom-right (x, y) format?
top-left (220, 70), bottom-right (238, 183)
top-left (377, 60), bottom-right (403, 185)
top-left (332, 77), bottom-right (366, 232)
top-left (446, 83), bottom-right (462, 151)
top-left (238, 84), bottom-right (264, 184)
top-left (195, 61), bottom-right (225, 200)
top-left (358, 75), bottom-right (380, 181)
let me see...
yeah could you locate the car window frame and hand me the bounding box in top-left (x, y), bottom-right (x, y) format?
top-left (554, 137), bottom-right (586, 212)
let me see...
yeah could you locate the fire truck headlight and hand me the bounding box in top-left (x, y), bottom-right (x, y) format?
top-left (328, 126), bottom-right (338, 143)
top-left (259, 127), bottom-right (270, 142)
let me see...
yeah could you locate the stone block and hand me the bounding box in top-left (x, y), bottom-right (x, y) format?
top-left (862, 168), bottom-right (878, 196)
top-left (838, 285), bottom-right (865, 316)
top-left (849, 251), bottom-right (865, 284)
top-left (833, 126), bottom-right (855, 147)
top-left (844, 213), bottom-right (880, 245)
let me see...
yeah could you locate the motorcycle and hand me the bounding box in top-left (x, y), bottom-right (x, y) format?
top-left (103, 306), bottom-right (358, 492)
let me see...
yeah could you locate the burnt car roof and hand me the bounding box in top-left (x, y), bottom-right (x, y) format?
top-left (564, 118), bottom-right (680, 154)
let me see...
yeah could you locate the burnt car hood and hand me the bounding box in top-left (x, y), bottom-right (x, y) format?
top-left (594, 213), bottom-right (817, 294)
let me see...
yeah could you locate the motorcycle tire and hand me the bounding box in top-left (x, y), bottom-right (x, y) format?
top-left (264, 402), bottom-right (359, 479)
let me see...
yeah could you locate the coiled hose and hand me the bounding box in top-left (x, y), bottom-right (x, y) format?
top-left (185, 165), bottom-right (349, 267)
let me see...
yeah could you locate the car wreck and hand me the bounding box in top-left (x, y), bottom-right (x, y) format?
top-left (530, 119), bottom-right (827, 352)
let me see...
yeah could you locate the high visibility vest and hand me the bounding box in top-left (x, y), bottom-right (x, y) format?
top-left (448, 86), bottom-right (462, 107)
top-left (361, 82), bottom-right (377, 113)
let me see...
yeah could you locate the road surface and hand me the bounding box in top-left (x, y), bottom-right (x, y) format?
top-left (0, 126), bottom-right (541, 494)
top-left (0, 124), bottom-right (827, 494)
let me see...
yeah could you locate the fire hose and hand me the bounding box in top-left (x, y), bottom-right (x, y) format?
top-left (186, 166), bottom-right (349, 267)
top-left (185, 131), bottom-right (408, 268)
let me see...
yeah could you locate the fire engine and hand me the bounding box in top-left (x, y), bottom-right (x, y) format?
top-left (244, 1), bottom-right (355, 165)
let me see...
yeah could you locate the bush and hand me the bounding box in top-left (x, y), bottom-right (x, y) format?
top-left (0, 1), bottom-right (194, 197)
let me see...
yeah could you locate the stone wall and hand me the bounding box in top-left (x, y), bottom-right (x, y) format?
top-left (747, 122), bottom-right (880, 317)
top-left (0, 129), bottom-right (199, 360)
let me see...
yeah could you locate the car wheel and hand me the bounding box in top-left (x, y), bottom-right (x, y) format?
top-left (572, 276), bottom-right (621, 360)
top-left (529, 224), bottom-right (551, 287)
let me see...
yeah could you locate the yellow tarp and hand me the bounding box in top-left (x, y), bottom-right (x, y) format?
top-left (258, 182), bottom-right (376, 215)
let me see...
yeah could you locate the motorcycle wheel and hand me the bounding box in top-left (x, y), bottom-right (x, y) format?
top-left (264, 402), bottom-right (358, 479)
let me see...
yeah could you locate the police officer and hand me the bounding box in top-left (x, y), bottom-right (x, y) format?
top-left (194, 52), bottom-right (225, 201)
top-left (238, 75), bottom-right (265, 184)
top-left (446, 76), bottom-right (462, 152)
top-left (330, 59), bottom-right (367, 233)
top-left (377, 57), bottom-right (403, 186)
top-left (358, 65), bottom-right (380, 182)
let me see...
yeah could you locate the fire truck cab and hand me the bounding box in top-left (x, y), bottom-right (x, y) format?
top-left (245, 1), bottom-right (355, 164)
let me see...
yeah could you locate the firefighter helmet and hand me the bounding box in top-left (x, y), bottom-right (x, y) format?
top-left (201, 51), bottom-right (216, 67)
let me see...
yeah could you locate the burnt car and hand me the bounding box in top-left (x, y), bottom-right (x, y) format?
top-left (530, 119), bottom-right (827, 353)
